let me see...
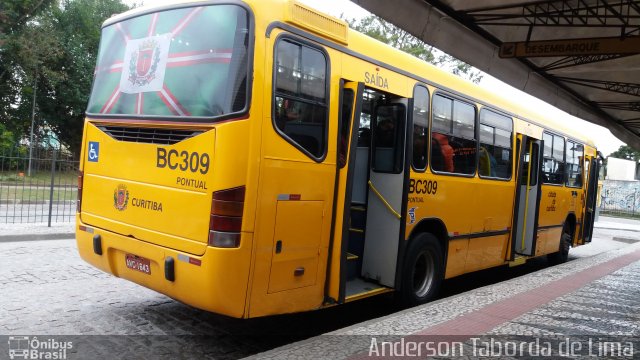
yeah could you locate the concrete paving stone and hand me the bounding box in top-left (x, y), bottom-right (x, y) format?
top-left (254, 244), bottom-right (640, 359)
top-left (489, 261), bottom-right (640, 337)
top-left (335, 246), bottom-right (639, 336)
top-left (2, 224), bottom-right (639, 359)
top-left (0, 222), bottom-right (74, 236)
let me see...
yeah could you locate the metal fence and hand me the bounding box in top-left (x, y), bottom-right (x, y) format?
top-left (600, 180), bottom-right (640, 218)
top-left (2, 145), bottom-right (640, 224)
top-left (0, 145), bottom-right (78, 224)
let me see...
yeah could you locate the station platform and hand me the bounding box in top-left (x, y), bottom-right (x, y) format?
top-left (254, 219), bottom-right (640, 359)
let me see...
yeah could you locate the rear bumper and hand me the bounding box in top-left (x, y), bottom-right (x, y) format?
top-left (75, 215), bottom-right (252, 318)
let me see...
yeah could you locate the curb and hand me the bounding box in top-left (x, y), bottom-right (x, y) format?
top-left (0, 233), bottom-right (75, 243)
top-left (594, 225), bottom-right (640, 233)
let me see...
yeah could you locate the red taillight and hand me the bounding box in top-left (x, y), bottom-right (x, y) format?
top-left (210, 215), bottom-right (242, 232)
top-left (77, 171), bottom-right (83, 213)
top-left (213, 186), bottom-right (245, 202)
top-left (208, 186), bottom-right (245, 248)
top-left (210, 199), bottom-right (244, 217)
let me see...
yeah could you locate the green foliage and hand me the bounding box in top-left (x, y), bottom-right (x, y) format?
top-left (0, 0), bottom-right (130, 155)
top-left (1, 0), bottom-right (57, 134)
top-left (608, 145), bottom-right (640, 161)
top-left (346, 15), bottom-right (483, 84)
top-left (347, 16), bottom-right (436, 63)
top-left (0, 0), bottom-right (56, 42)
top-left (0, 124), bottom-right (15, 153)
top-left (38, 0), bottom-right (130, 154)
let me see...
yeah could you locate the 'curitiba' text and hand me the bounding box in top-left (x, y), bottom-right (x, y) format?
top-left (131, 197), bottom-right (163, 212)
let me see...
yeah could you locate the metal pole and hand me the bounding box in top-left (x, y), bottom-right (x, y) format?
top-left (28, 74), bottom-right (37, 177)
top-left (48, 148), bottom-right (56, 227)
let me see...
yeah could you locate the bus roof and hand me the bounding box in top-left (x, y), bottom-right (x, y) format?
top-left (344, 27), bottom-right (596, 147)
top-left (104, 0), bottom-right (595, 147)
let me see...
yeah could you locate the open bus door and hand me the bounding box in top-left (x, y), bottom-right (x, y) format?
top-left (581, 153), bottom-right (600, 243)
top-left (336, 85), bottom-right (407, 301)
top-left (511, 134), bottom-right (543, 258)
top-left (361, 97), bottom-right (407, 287)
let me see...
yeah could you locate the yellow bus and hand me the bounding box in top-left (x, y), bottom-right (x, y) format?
top-left (76, 0), bottom-right (601, 318)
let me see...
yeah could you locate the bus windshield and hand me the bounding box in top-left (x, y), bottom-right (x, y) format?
top-left (87, 4), bottom-right (250, 119)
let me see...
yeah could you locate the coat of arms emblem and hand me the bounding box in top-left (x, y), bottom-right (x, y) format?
top-left (114, 184), bottom-right (130, 211)
top-left (120, 34), bottom-right (171, 94)
top-left (128, 39), bottom-right (161, 87)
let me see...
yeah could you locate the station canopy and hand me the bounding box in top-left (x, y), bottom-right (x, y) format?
top-left (351, 0), bottom-right (640, 148)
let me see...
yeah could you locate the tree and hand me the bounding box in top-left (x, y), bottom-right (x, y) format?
top-left (3, 13), bottom-right (63, 139)
top-left (609, 145), bottom-right (640, 161)
top-left (0, 0), bottom-right (130, 155)
top-left (0, 124), bottom-right (15, 154)
top-left (0, 1), bottom-right (56, 46)
top-left (37, 0), bottom-right (130, 154)
top-left (346, 15), bottom-right (483, 84)
top-left (0, 0), bottom-right (57, 134)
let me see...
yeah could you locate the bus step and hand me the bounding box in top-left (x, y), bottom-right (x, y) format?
top-left (509, 256), bottom-right (527, 267)
top-left (347, 229), bottom-right (365, 259)
top-left (345, 278), bottom-right (393, 302)
top-left (350, 204), bottom-right (367, 229)
top-left (346, 253), bottom-right (361, 280)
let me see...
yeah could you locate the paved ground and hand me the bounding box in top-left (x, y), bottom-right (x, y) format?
top-left (0, 219), bottom-right (638, 359)
top-left (0, 223), bottom-right (74, 243)
top-left (257, 231), bottom-right (640, 359)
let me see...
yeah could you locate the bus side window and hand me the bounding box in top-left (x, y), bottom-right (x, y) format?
top-left (542, 133), bottom-right (565, 184)
top-left (478, 109), bottom-right (512, 179)
top-left (430, 94), bottom-right (477, 175)
top-left (520, 142), bottom-right (539, 186)
top-left (372, 104), bottom-right (405, 173)
top-left (412, 85), bottom-right (429, 171)
top-left (566, 140), bottom-right (583, 188)
top-left (273, 39), bottom-right (328, 160)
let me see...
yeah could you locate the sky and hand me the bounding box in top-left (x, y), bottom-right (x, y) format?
top-left (123, 0), bottom-right (625, 155)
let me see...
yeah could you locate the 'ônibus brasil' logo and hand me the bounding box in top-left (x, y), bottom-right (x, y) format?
top-left (114, 184), bottom-right (129, 211)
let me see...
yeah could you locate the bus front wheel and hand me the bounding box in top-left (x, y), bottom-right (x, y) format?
top-left (400, 233), bottom-right (444, 307)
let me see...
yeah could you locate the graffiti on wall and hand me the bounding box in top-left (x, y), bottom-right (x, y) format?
top-left (601, 180), bottom-right (640, 214)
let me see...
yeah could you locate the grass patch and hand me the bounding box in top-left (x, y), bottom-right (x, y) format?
top-left (0, 186), bottom-right (77, 201)
top-left (0, 171), bottom-right (78, 185)
top-left (0, 173), bottom-right (23, 182)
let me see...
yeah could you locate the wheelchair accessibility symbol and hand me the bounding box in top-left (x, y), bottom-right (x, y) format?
top-left (88, 142), bottom-right (100, 162)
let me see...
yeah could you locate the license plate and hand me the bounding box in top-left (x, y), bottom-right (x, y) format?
top-left (125, 254), bottom-right (151, 275)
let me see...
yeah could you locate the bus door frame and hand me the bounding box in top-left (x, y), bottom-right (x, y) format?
top-left (327, 80), bottom-right (364, 304)
top-left (580, 154), bottom-right (600, 244)
top-left (511, 133), bottom-right (543, 258)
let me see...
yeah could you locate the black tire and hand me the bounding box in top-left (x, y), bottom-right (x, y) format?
top-left (548, 232), bottom-right (571, 265)
top-left (399, 233), bottom-right (444, 307)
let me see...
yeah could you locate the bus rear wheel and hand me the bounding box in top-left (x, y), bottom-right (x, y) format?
top-left (548, 231), bottom-right (571, 265)
top-left (400, 233), bottom-right (444, 307)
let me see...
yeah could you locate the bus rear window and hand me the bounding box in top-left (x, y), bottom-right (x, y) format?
top-left (87, 5), bottom-right (250, 119)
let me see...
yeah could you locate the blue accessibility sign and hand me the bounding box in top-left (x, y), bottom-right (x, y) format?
top-left (88, 142), bottom-right (100, 162)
